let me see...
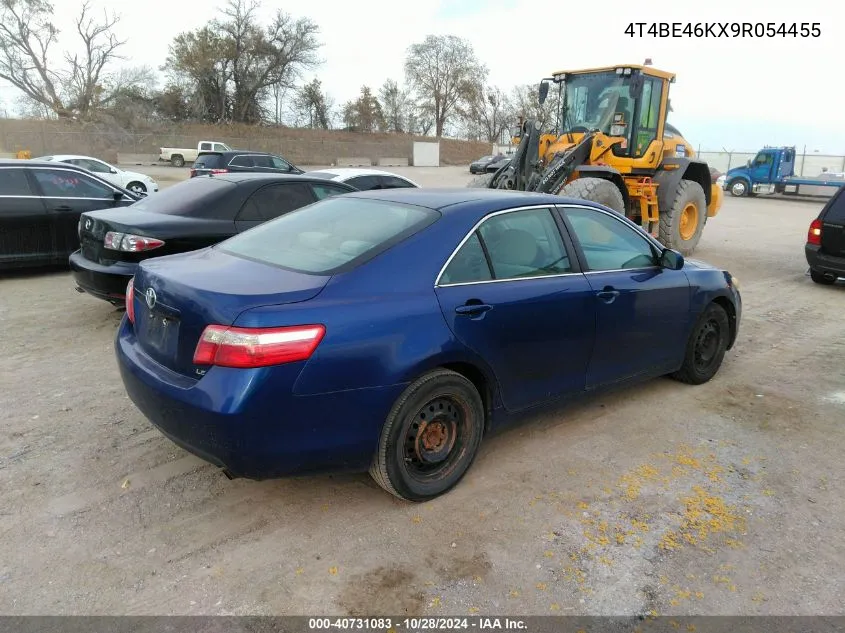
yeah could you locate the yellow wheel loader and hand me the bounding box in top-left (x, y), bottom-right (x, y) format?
top-left (469, 64), bottom-right (723, 255)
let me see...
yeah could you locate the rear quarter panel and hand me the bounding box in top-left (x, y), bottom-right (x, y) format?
top-left (231, 207), bottom-right (504, 401)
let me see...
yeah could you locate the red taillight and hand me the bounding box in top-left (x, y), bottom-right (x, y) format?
top-left (105, 231), bottom-right (165, 252)
top-left (189, 169), bottom-right (196, 177)
top-left (210, 169), bottom-right (228, 174)
top-left (192, 324), bottom-right (325, 369)
top-left (125, 277), bottom-right (135, 323)
top-left (807, 218), bottom-right (823, 245)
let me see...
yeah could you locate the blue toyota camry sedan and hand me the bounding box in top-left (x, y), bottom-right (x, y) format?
top-left (115, 188), bottom-right (742, 502)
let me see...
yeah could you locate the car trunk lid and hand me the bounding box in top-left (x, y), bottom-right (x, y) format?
top-left (821, 219), bottom-right (845, 257)
top-left (130, 248), bottom-right (330, 377)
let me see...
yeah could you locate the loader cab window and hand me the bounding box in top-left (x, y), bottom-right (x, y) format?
top-left (560, 71), bottom-right (636, 148)
top-left (631, 77), bottom-right (663, 159)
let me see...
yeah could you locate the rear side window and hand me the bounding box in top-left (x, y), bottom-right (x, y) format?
top-left (0, 168), bottom-right (34, 195)
top-left (230, 155), bottom-right (256, 168)
top-left (382, 176), bottom-right (416, 189)
top-left (311, 183), bottom-right (351, 200)
top-left (346, 175), bottom-right (381, 190)
top-left (219, 196), bottom-right (439, 274)
top-left (194, 154), bottom-right (223, 169)
top-left (130, 177), bottom-right (234, 216)
top-left (238, 183), bottom-right (316, 221)
top-left (823, 188), bottom-right (845, 223)
top-left (32, 169), bottom-right (113, 199)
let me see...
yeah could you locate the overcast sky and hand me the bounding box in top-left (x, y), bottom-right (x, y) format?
top-left (0, 0), bottom-right (840, 153)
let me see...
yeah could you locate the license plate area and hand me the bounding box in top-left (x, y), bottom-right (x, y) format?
top-left (140, 310), bottom-right (181, 360)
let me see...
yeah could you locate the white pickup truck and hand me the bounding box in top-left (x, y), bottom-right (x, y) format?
top-left (158, 141), bottom-right (233, 167)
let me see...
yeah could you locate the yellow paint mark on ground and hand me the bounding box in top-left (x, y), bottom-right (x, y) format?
top-left (509, 589), bottom-right (520, 598)
top-left (544, 550), bottom-right (555, 558)
top-left (329, 566), bottom-right (338, 575)
top-left (577, 501), bottom-right (589, 510)
top-left (536, 582), bottom-right (547, 591)
top-left (550, 603), bottom-right (560, 612)
top-left (430, 597), bottom-right (441, 608)
top-left (468, 607), bottom-right (480, 614)
top-left (295, 567), bottom-right (304, 576)
top-left (411, 516), bottom-right (422, 524)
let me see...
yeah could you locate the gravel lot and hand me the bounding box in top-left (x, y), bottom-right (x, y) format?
top-left (1, 165), bottom-right (843, 616)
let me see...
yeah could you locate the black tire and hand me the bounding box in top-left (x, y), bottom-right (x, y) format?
top-left (556, 177), bottom-right (625, 213)
top-left (810, 269), bottom-right (836, 285)
top-left (466, 173), bottom-right (495, 188)
top-left (126, 181), bottom-right (147, 194)
top-left (728, 178), bottom-right (748, 197)
top-left (670, 303), bottom-right (730, 385)
top-left (369, 369), bottom-right (485, 502)
top-left (171, 155), bottom-right (185, 168)
top-left (659, 180), bottom-right (707, 256)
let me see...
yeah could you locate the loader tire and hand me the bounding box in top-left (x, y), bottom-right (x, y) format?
top-left (466, 173), bottom-right (496, 188)
top-left (660, 179), bottom-right (707, 256)
top-left (557, 177), bottom-right (625, 213)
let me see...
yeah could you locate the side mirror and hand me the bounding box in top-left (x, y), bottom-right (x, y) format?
top-left (538, 81), bottom-right (550, 105)
top-left (660, 248), bottom-right (684, 270)
top-left (746, 160), bottom-right (752, 168)
top-left (110, 168), bottom-right (118, 174)
top-left (113, 191), bottom-right (125, 202)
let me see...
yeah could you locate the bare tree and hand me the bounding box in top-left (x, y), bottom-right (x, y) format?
top-left (464, 85), bottom-right (511, 143)
top-left (0, 0), bottom-right (67, 116)
top-left (64, 1), bottom-right (125, 119)
top-left (404, 34), bottom-right (486, 137)
top-left (294, 77), bottom-right (332, 129)
top-left (341, 85), bottom-right (383, 132)
top-left (0, 0), bottom-right (128, 119)
top-left (378, 79), bottom-right (410, 133)
top-left (510, 82), bottom-right (557, 133)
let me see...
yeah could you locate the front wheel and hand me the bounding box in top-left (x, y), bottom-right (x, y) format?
top-left (126, 181), bottom-right (147, 194)
top-left (466, 173), bottom-right (495, 188)
top-left (369, 369), bottom-right (485, 502)
top-left (659, 180), bottom-right (707, 256)
top-left (670, 303), bottom-right (730, 385)
top-left (728, 179), bottom-right (748, 197)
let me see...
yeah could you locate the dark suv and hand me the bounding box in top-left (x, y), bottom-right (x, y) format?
top-left (190, 151), bottom-right (304, 178)
top-left (0, 159), bottom-right (139, 269)
top-left (806, 185), bottom-right (845, 285)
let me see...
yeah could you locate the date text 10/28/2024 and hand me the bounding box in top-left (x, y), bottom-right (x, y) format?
top-left (308, 618), bottom-right (528, 631)
top-left (625, 22), bottom-right (821, 38)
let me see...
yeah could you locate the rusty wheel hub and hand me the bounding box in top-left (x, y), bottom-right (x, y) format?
top-left (405, 397), bottom-right (460, 467)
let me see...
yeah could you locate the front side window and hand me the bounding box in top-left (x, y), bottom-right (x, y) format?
top-left (271, 156), bottom-right (292, 171)
top-left (32, 169), bottom-right (114, 199)
top-left (564, 207), bottom-right (657, 271)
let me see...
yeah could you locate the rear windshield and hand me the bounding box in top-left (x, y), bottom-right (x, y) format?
top-left (303, 171), bottom-right (337, 179)
top-left (218, 196), bottom-right (439, 274)
top-left (130, 177), bottom-right (234, 215)
top-left (194, 154), bottom-right (224, 169)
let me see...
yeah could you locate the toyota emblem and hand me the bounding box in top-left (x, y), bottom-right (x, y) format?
top-left (145, 287), bottom-right (157, 309)
top-left (84, 218), bottom-right (92, 230)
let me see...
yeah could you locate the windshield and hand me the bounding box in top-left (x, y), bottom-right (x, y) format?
top-left (218, 196), bottom-right (439, 274)
top-left (560, 71), bottom-right (635, 136)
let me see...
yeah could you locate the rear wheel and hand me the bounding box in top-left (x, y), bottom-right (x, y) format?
top-left (810, 269), bottom-right (836, 285)
top-left (660, 180), bottom-right (707, 256)
top-left (670, 303), bottom-right (730, 385)
top-left (466, 173), bottom-right (495, 188)
top-left (170, 154), bottom-right (185, 168)
top-left (369, 369), bottom-right (485, 502)
top-left (556, 177), bottom-right (625, 213)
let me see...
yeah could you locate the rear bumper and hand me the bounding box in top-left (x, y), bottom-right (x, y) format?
top-left (69, 250), bottom-right (137, 302)
top-left (805, 244), bottom-right (845, 277)
top-left (115, 318), bottom-right (405, 479)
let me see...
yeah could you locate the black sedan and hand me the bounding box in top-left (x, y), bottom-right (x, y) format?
top-left (469, 155), bottom-right (497, 174)
top-left (0, 160), bottom-right (140, 270)
top-left (69, 173), bottom-right (356, 304)
top-left (190, 151), bottom-right (303, 178)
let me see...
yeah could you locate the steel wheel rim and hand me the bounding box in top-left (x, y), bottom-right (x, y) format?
top-left (731, 181), bottom-right (745, 196)
top-left (693, 319), bottom-right (721, 372)
top-left (403, 396), bottom-right (467, 483)
top-left (679, 202), bottom-right (699, 240)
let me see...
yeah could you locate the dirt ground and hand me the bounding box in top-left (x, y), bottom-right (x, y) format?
top-left (1, 165), bottom-right (843, 616)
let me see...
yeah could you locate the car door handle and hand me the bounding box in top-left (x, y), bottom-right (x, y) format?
top-left (596, 289), bottom-right (620, 303)
top-left (51, 205), bottom-right (73, 212)
top-left (455, 303), bottom-right (493, 316)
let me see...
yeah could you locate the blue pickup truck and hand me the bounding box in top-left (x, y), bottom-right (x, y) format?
top-left (721, 146), bottom-right (845, 198)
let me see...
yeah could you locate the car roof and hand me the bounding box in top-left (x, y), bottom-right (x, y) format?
top-left (199, 172), bottom-right (355, 187)
top-left (340, 187), bottom-right (608, 213)
top-left (197, 150), bottom-right (277, 158)
top-left (0, 158), bottom-right (95, 169)
top-left (310, 167), bottom-right (411, 178)
top-left (37, 154), bottom-right (109, 162)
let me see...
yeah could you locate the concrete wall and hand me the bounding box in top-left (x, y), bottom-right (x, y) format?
top-left (413, 142), bottom-right (440, 167)
top-left (0, 119), bottom-right (490, 166)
